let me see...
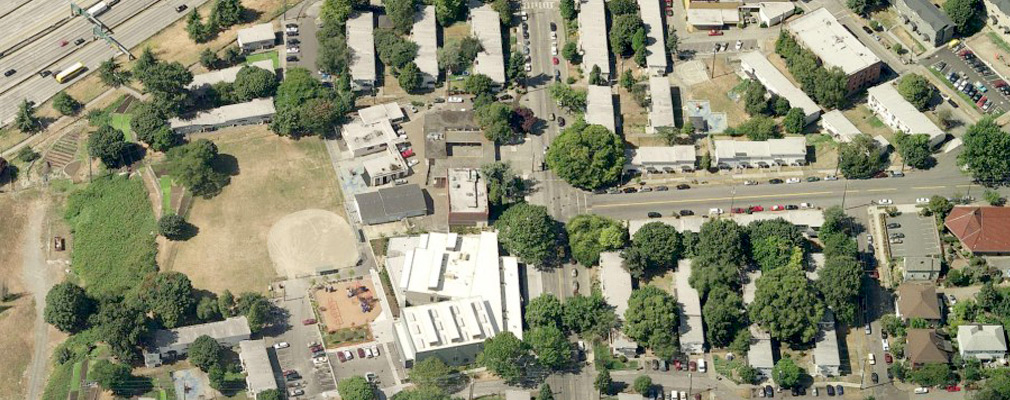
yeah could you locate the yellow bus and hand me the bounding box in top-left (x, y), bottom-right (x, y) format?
top-left (55, 62), bottom-right (85, 83)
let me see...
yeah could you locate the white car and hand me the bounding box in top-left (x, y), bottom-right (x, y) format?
top-left (550, 32), bottom-right (557, 40)
top-left (878, 199), bottom-right (894, 205)
top-left (551, 46), bottom-right (558, 56)
top-left (370, 345), bottom-right (380, 356)
top-left (785, 177), bottom-right (801, 184)
top-left (313, 356), bottom-right (328, 364)
top-left (735, 40), bottom-right (742, 50)
top-left (286, 47), bottom-right (299, 53)
top-left (743, 180), bottom-right (758, 186)
top-left (914, 387), bottom-right (929, 394)
top-left (273, 342), bottom-right (290, 349)
top-left (408, 159), bottom-right (419, 167)
top-left (868, 353), bottom-right (876, 365)
top-left (799, 202), bottom-right (813, 209)
top-left (364, 347), bottom-right (374, 358)
top-left (447, 96), bottom-right (464, 103)
top-left (916, 197), bottom-right (930, 204)
top-left (882, 340), bottom-right (890, 352)
top-left (824, 175), bottom-right (839, 181)
top-left (525, 63), bottom-right (532, 72)
top-left (709, 208), bottom-right (724, 215)
top-left (342, 350), bottom-right (354, 360)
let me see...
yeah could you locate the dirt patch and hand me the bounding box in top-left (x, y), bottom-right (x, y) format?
top-left (0, 194), bottom-right (34, 400)
top-left (267, 209), bottom-right (359, 279)
top-left (314, 279), bottom-right (382, 333)
top-left (164, 125), bottom-right (344, 294)
top-left (684, 70), bottom-right (746, 127)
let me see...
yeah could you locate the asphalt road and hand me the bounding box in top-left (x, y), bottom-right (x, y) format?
top-left (0, 0), bottom-right (209, 124)
top-left (0, 0), bottom-right (82, 58)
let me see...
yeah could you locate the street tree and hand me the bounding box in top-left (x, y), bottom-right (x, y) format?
top-left (702, 285), bottom-right (746, 348)
top-left (749, 265), bottom-right (825, 344)
top-left (546, 122), bottom-right (625, 190)
top-left (943, 0), bottom-right (984, 36)
top-left (53, 91), bottom-right (82, 116)
top-left (338, 376), bottom-right (377, 400)
top-left (959, 117), bottom-right (1010, 185)
top-left (838, 134), bottom-right (886, 179)
top-left (408, 357), bottom-right (462, 390)
top-left (525, 294), bottom-right (564, 329)
top-left (481, 162), bottom-right (525, 207)
top-left (383, 0), bottom-right (416, 34)
top-left (561, 293), bottom-right (617, 340)
top-left (595, 369), bottom-right (613, 395)
top-left (566, 214), bottom-right (627, 266)
top-left (479, 331), bottom-right (530, 384)
top-left (772, 356), bottom-right (804, 388)
top-left (560, 0), bottom-right (577, 20)
top-left (88, 124), bottom-right (131, 168)
top-left (538, 384), bottom-right (555, 400)
top-left (634, 375), bottom-right (653, 394)
top-left (817, 250), bottom-right (863, 325)
top-left (188, 335), bottom-right (223, 371)
top-left (624, 286), bottom-right (680, 359)
top-left (622, 222), bottom-right (681, 278)
top-left (15, 99), bottom-right (41, 134)
top-left (44, 282), bottom-right (95, 333)
top-left (894, 132), bottom-right (934, 169)
top-left (99, 58), bottom-right (132, 87)
top-left (897, 73), bottom-right (936, 111)
top-left (527, 325), bottom-right (571, 370)
top-left (495, 203), bottom-right (559, 266)
top-left (547, 83), bottom-right (587, 113)
top-left (200, 48), bottom-right (221, 70)
top-left (690, 219), bottom-right (747, 296)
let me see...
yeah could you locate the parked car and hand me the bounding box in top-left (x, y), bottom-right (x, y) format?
top-left (655, 185), bottom-right (669, 191)
top-left (749, 205), bottom-right (764, 212)
top-left (676, 184), bottom-right (691, 190)
top-left (273, 342), bottom-right (290, 349)
top-left (769, 178), bottom-right (784, 184)
top-left (709, 208), bottom-right (724, 215)
top-left (886, 222), bottom-right (901, 229)
top-left (357, 348), bottom-right (366, 358)
top-left (648, 212), bottom-right (662, 218)
top-left (401, 148), bottom-right (415, 158)
top-left (885, 353), bottom-right (893, 364)
top-left (336, 351), bottom-right (347, 362)
top-left (784, 205), bottom-right (799, 210)
top-left (785, 177), bottom-right (801, 184)
top-left (303, 318), bottom-right (316, 325)
top-left (877, 198), bottom-right (893, 205)
top-left (826, 385), bottom-right (835, 396)
top-left (835, 386), bottom-right (843, 395)
top-left (679, 210), bottom-right (694, 216)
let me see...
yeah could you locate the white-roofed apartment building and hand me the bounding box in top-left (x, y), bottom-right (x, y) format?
top-left (347, 12), bottom-right (377, 91)
top-left (389, 232), bottom-right (523, 367)
top-left (579, 0), bottom-right (611, 80)
top-left (738, 51), bottom-right (822, 126)
top-left (675, 260), bottom-right (705, 354)
top-left (648, 76), bottom-right (676, 134)
top-left (237, 23), bottom-right (276, 52)
top-left (413, 6), bottom-right (439, 89)
top-left (472, 5), bottom-right (506, 85)
top-left (600, 252), bottom-right (639, 357)
top-left (866, 82), bottom-right (946, 147)
top-left (820, 110), bottom-right (861, 143)
top-left (638, 0), bottom-right (668, 76)
top-left (712, 137), bottom-right (807, 169)
top-left (787, 8), bottom-right (882, 93)
top-left (586, 85), bottom-right (617, 133)
top-left (624, 146), bottom-right (696, 174)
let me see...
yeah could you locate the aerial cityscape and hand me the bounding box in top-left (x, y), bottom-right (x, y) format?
top-left (2, 0), bottom-right (1010, 399)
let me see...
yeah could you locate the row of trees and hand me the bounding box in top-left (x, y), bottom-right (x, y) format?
top-left (270, 67), bottom-right (354, 137)
top-left (466, 75), bottom-right (537, 143)
top-left (186, 0), bottom-right (245, 43)
top-left (774, 31), bottom-right (848, 110)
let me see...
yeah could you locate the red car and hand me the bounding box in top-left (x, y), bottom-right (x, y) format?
top-left (401, 148), bottom-right (414, 158)
top-left (731, 207), bottom-right (746, 214)
top-left (310, 345), bottom-right (324, 353)
top-left (357, 348), bottom-right (367, 358)
top-left (336, 351), bottom-right (347, 362)
top-left (867, 270), bottom-right (879, 279)
top-left (708, 29), bottom-right (723, 36)
top-left (749, 205), bottom-right (764, 212)
top-left (946, 385), bottom-right (961, 392)
top-left (673, 359), bottom-right (682, 371)
top-left (552, 57), bottom-right (559, 65)
top-left (689, 361), bottom-right (697, 371)
top-left (978, 96), bottom-right (988, 107)
top-left (885, 353), bottom-right (893, 364)
top-left (303, 318), bottom-right (317, 325)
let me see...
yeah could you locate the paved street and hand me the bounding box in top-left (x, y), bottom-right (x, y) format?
top-left (0, 0), bottom-right (74, 58)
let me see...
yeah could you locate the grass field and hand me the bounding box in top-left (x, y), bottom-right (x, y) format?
top-left (164, 125), bottom-right (343, 294)
top-left (64, 175), bottom-right (158, 297)
top-left (160, 176), bottom-right (173, 212)
top-left (111, 113), bottom-right (134, 141)
top-left (246, 50), bottom-right (280, 69)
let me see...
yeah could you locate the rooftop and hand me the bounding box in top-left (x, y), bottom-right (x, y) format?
top-left (579, 0), bottom-right (611, 76)
top-left (904, 256), bottom-right (941, 274)
top-left (902, 0), bottom-right (954, 31)
top-left (957, 324), bottom-right (1008, 353)
top-left (600, 252), bottom-right (633, 317)
top-left (361, 146), bottom-right (408, 177)
top-left (168, 98), bottom-right (275, 129)
top-left (355, 184), bottom-right (427, 223)
top-left (897, 283), bottom-right (941, 320)
top-left (687, 7), bottom-right (741, 26)
top-left (749, 329), bottom-right (776, 369)
top-left (239, 340), bottom-right (277, 394)
top-left (359, 102), bottom-right (405, 125)
top-left (907, 329), bottom-right (952, 365)
top-left (471, 5), bottom-right (505, 84)
top-left (676, 260), bottom-right (705, 349)
top-left (628, 211), bottom-right (825, 235)
top-left (448, 168), bottom-right (489, 215)
top-left (944, 206), bottom-right (1010, 253)
top-left (347, 12), bottom-right (376, 83)
top-left (188, 60), bottom-right (274, 90)
top-left (398, 232), bottom-right (509, 303)
top-left (867, 82), bottom-right (944, 138)
top-left (626, 146), bottom-right (696, 165)
top-left (586, 85), bottom-right (616, 133)
top-left (153, 317), bottom-right (250, 350)
top-left (787, 8), bottom-right (881, 75)
top-left (820, 110), bottom-right (861, 142)
top-left (649, 76), bottom-right (675, 132)
top-left (813, 312), bottom-right (841, 367)
top-left (739, 51), bottom-right (821, 117)
top-left (342, 118), bottom-right (397, 154)
top-left (638, 0), bottom-right (668, 71)
top-left (397, 297), bottom-right (503, 357)
top-left (412, 6), bottom-right (439, 82)
top-left (713, 137), bottom-right (807, 160)
top-left (237, 23), bottom-right (275, 45)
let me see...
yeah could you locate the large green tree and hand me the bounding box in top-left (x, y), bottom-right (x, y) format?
top-left (690, 219), bottom-right (747, 296)
top-left (408, 357), bottom-right (461, 390)
top-left (435, 0), bottom-right (467, 26)
top-left (561, 293), bottom-right (617, 340)
top-left (53, 91), bottom-right (82, 116)
top-left (99, 58), bottom-right (132, 87)
top-left (43, 282), bottom-right (95, 333)
top-left (166, 139), bottom-right (229, 198)
top-left (188, 335), bottom-right (223, 371)
top-left (94, 300), bottom-right (149, 362)
top-left (383, 0), bottom-right (416, 34)
top-left (610, 14), bottom-right (644, 57)
top-left (747, 218), bottom-right (807, 271)
top-left (560, 0), bottom-right (576, 20)
top-left (817, 253), bottom-right (863, 325)
top-left (959, 117), bottom-right (1010, 185)
top-left (15, 99), bottom-right (41, 134)
top-left (728, 115), bottom-right (780, 141)
top-left (838, 134), bottom-right (885, 179)
top-left (894, 132), bottom-right (934, 169)
top-left (526, 325), bottom-right (572, 370)
top-left (546, 123), bottom-right (626, 190)
top-left (633, 375), bottom-right (653, 394)
top-left (338, 376), bottom-right (376, 400)
top-left (211, 0), bottom-right (244, 27)
top-left (88, 124), bottom-right (131, 168)
top-left (398, 62), bottom-right (423, 94)
top-left (624, 286), bottom-right (680, 359)
top-left (783, 108), bottom-right (806, 134)
top-left (478, 331), bottom-right (530, 384)
top-left (90, 359), bottom-right (134, 395)
top-left (321, 0), bottom-right (354, 25)
top-left (375, 29), bottom-right (420, 70)
top-left (622, 222), bottom-right (681, 278)
top-left (547, 83), bottom-right (587, 113)
top-left (897, 74), bottom-right (936, 111)
top-left (494, 203), bottom-right (559, 266)
top-left (525, 294), bottom-right (564, 329)
top-left (748, 265), bottom-right (825, 344)
top-left (744, 81), bottom-right (769, 116)
top-left (131, 272), bottom-right (196, 328)
top-left (908, 363), bottom-right (954, 386)
top-left (772, 356), bottom-right (804, 388)
top-left (943, 0), bottom-right (984, 35)
top-left (481, 162), bottom-right (525, 207)
top-left (702, 285), bottom-right (746, 348)
top-left (234, 65), bottom-right (278, 101)
top-left (566, 214), bottom-right (627, 266)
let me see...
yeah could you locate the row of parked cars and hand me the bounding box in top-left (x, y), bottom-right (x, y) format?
top-left (335, 344), bottom-right (381, 362)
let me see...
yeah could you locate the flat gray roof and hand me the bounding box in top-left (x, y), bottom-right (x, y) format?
top-left (739, 51), bottom-right (821, 118)
top-left (788, 8), bottom-right (881, 76)
top-left (902, 0), bottom-right (953, 32)
top-left (471, 5), bottom-right (505, 84)
top-left (649, 76), bottom-right (675, 132)
top-left (600, 252), bottom-right (632, 317)
top-left (347, 12), bottom-right (376, 84)
top-left (713, 137), bottom-right (807, 160)
top-left (412, 6), bottom-right (439, 82)
top-left (820, 110), bottom-right (860, 142)
top-left (579, 0), bottom-right (611, 76)
top-left (238, 23), bottom-right (275, 46)
top-left (189, 60), bottom-right (274, 90)
top-left (153, 317), bottom-right (250, 350)
top-left (638, 0), bottom-right (668, 71)
top-left (355, 184), bottom-right (427, 224)
top-left (239, 340), bottom-right (277, 394)
top-left (586, 85), bottom-right (616, 133)
top-left (626, 146), bottom-right (696, 165)
top-left (448, 168), bottom-right (489, 215)
top-left (168, 98), bottom-right (276, 129)
top-left (813, 313), bottom-right (841, 367)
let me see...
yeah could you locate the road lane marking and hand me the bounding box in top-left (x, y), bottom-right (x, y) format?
top-left (592, 190), bottom-right (837, 208)
top-left (911, 185), bottom-right (948, 190)
top-left (865, 188), bottom-right (898, 192)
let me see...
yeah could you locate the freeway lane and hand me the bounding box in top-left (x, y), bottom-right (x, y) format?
top-left (0, 0), bottom-right (81, 58)
top-left (0, 0), bottom-right (207, 125)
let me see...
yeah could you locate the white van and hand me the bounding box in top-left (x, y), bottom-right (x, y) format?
top-left (868, 353), bottom-right (876, 365)
top-left (914, 387), bottom-right (929, 394)
top-left (697, 359), bottom-right (707, 372)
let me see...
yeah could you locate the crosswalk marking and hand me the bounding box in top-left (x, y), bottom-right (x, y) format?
top-left (523, 2), bottom-right (557, 9)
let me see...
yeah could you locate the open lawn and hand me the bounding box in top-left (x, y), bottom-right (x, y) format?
top-left (684, 61), bottom-right (747, 127)
top-left (110, 113), bottom-right (133, 141)
top-left (64, 175), bottom-right (158, 297)
top-left (163, 125), bottom-right (344, 294)
top-left (159, 176), bottom-right (173, 212)
top-left (842, 104), bottom-right (893, 138)
top-left (245, 50), bottom-right (280, 70)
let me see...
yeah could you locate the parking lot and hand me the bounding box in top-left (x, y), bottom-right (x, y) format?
top-left (925, 46), bottom-right (1009, 115)
top-left (283, 17), bottom-right (321, 79)
top-left (272, 279), bottom-right (337, 397)
top-left (328, 342), bottom-right (398, 389)
top-left (882, 212), bottom-right (941, 258)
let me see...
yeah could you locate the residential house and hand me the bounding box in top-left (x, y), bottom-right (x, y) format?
top-left (412, 6), bottom-right (439, 88)
top-left (906, 329), bottom-right (952, 368)
top-left (957, 324), bottom-right (1009, 362)
top-left (811, 311), bottom-right (841, 377)
top-left (895, 283), bottom-right (942, 323)
top-left (600, 252), bottom-right (638, 357)
top-left (866, 82), bottom-right (945, 147)
top-left (586, 85), bottom-right (617, 133)
top-left (648, 76), bottom-right (676, 134)
top-left (739, 51), bottom-right (822, 125)
top-left (820, 110), bottom-right (861, 143)
top-left (145, 317), bottom-right (251, 367)
top-left (472, 5), bottom-right (506, 85)
top-left (893, 0), bottom-right (955, 47)
top-left (712, 137), bottom-right (807, 169)
top-left (579, 0), bottom-right (611, 79)
top-left (903, 256), bottom-right (941, 281)
top-left (237, 23), bottom-right (275, 52)
top-left (944, 206), bottom-right (1010, 255)
top-left (748, 326), bottom-right (776, 378)
top-left (638, 0), bottom-right (668, 75)
top-left (787, 8), bottom-right (883, 93)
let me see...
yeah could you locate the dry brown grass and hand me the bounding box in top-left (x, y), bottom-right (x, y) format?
top-left (685, 71), bottom-right (747, 127)
top-left (843, 104), bottom-right (894, 138)
top-left (0, 195), bottom-right (37, 400)
top-left (162, 125), bottom-right (343, 294)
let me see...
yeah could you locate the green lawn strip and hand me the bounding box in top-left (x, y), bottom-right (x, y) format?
top-left (41, 361), bottom-right (75, 400)
top-left (159, 176), bottom-right (173, 213)
top-left (69, 360), bottom-right (83, 392)
top-left (246, 51), bottom-right (280, 69)
top-left (988, 32), bottom-right (1010, 54)
top-left (110, 113), bottom-right (134, 141)
top-left (64, 175), bottom-right (158, 297)
top-left (592, 341), bottom-right (637, 371)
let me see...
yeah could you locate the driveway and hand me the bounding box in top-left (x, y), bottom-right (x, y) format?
top-left (23, 200), bottom-right (58, 400)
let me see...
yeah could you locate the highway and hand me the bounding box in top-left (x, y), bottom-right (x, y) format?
top-left (0, 0), bottom-right (87, 58)
top-left (0, 0), bottom-right (208, 125)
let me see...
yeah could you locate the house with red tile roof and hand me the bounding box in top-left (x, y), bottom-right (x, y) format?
top-left (944, 206), bottom-right (1010, 255)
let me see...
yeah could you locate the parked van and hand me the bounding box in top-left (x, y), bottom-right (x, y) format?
top-left (697, 359), bottom-right (707, 373)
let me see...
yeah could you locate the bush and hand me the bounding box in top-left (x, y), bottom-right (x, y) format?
top-left (17, 146), bottom-right (40, 163)
top-left (158, 214), bottom-right (189, 240)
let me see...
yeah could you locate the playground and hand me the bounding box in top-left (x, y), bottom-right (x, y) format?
top-left (314, 279), bottom-right (382, 334)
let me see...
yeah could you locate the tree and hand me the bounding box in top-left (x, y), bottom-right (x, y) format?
top-left (594, 369), bottom-right (613, 395)
top-left (218, 290), bottom-right (235, 316)
top-left (258, 390), bottom-right (282, 400)
top-left (839, 134), bottom-right (885, 179)
top-left (465, 73), bottom-right (496, 96)
top-left (748, 218), bottom-right (807, 271)
top-left (133, 47), bottom-right (159, 81)
top-left (495, 203), bottom-right (559, 266)
top-left (99, 58), bottom-right (131, 87)
top-left (526, 325), bottom-right (571, 370)
top-left (211, 0), bottom-right (244, 27)
top-left (546, 123), bottom-right (625, 190)
top-left (622, 222), bottom-right (681, 278)
top-left (783, 108), bottom-right (806, 134)
top-left (560, 0), bottom-right (577, 20)
top-left (392, 387), bottom-right (453, 400)
top-left (897, 74), bottom-right (936, 111)
top-left (132, 272), bottom-right (196, 328)
top-left (728, 115), bottom-right (779, 140)
top-left (624, 286), bottom-right (680, 359)
top-left (588, 65), bottom-right (604, 85)
top-left (525, 294), bottom-right (564, 329)
top-left (893, 43), bottom-right (904, 55)
top-left (691, 219), bottom-right (747, 296)
top-left (200, 48), bottom-right (221, 70)
top-left (435, 0), bottom-right (467, 26)
top-left (608, 0), bottom-right (638, 14)
top-left (971, 372), bottom-right (1010, 400)
top-left (53, 91), bottom-right (81, 116)
top-left (131, 102), bottom-right (178, 152)
top-left (959, 117), bottom-right (1010, 185)
top-left (188, 335), bottom-right (223, 371)
top-left (749, 265), bottom-right (824, 344)
top-left (186, 9), bottom-right (210, 43)
top-left (547, 83), bottom-right (587, 113)
top-left (438, 36), bottom-right (482, 74)
top-left (620, 70), bottom-right (636, 90)
top-left (846, 0), bottom-right (881, 15)
top-left (667, 28), bottom-right (680, 58)
top-left (409, 357), bottom-right (458, 389)
top-left (985, 189), bottom-right (1006, 206)
top-left (610, 14), bottom-right (644, 57)
top-left (338, 376), bottom-right (376, 400)
top-left (773, 96), bottom-right (791, 116)
top-left (88, 124), bottom-right (130, 168)
top-left (481, 162), bottom-right (525, 207)
top-left (894, 132), bottom-right (933, 169)
top-left (17, 146), bottom-right (40, 163)
top-left (744, 81), bottom-right (769, 116)
top-left (566, 214), bottom-right (627, 266)
top-left (703, 286), bottom-right (746, 348)
top-left (818, 254), bottom-right (863, 325)
top-left (320, 0), bottom-right (353, 25)
top-left (375, 29), bottom-right (420, 70)
top-left (15, 99), bottom-right (41, 134)
top-left (398, 62), bottom-right (423, 93)
top-left (507, 51), bottom-right (527, 84)
top-left (44, 282), bottom-right (94, 333)
top-left (943, 0), bottom-right (983, 35)
top-left (94, 300), bottom-right (149, 362)
top-left (196, 296), bottom-right (221, 321)
top-left (479, 331), bottom-right (530, 384)
top-left (562, 41), bottom-right (580, 64)
top-left (234, 66), bottom-right (278, 101)
top-left (166, 139), bottom-right (229, 198)
top-left (633, 375), bottom-right (653, 394)
top-left (561, 293), bottom-right (617, 339)
top-left (772, 356), bottom-right (804, 388)
top-left (383, 0), bottom-right (416, 34)
top-left (908, 363), bottom-right (953, 386)
top-left (158, 214), bottom-right (189, 239)
top-left (512, 106), bottom-right (537, 133)
top-left (537, 384), bottom-right (554, 400)
top-left (90, 359), bottom-right (133, 395)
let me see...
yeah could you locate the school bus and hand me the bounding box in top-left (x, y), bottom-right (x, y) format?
top-left (55, 62), bottom-right (85, 83)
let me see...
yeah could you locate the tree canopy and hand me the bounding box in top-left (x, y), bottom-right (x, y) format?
top-left (783, 108), bottom-right (806, 134)
top-left (234, 65), bottom-right (279, 101)
top-left (438, 36), bottom-right (482, 74)
top-left (633, 375), bottom-right (653, 394)
top-left (561, 293), bottom-right (617, 340)
top-left (622, 222), bottom-right (682, 278)
top-left (99, 58), bottom-right (132, 87)
top-left (338, 376), bottom-right (377, 400)
top-left (90, 359), bottom-right (134, 395)
top-left (610, 14), bottom-right (644, 57)
top-left (479, 331), bottom-right (531, 384)
top-left (943, 0), bottom-right (984, 36)
top-left (158, 214), bottom-right (189, 240)
top-left (525, 294), bottom-right (564, 329)
top-left (727, 115), bottom-right (780, 141)
top-left (130, 272), bottom-right (196, 328)
top-left (44, 282), bottom-right (95, 333)
top-left (53, 92), bottom-right (82, 116)
top-left (894, 132), bottom-right (934, 170)
top-left (188, 335), bottom-right (223, 371)
top-left (526, 325), bottom-right (572, 370)
top-left (775, 31), bottom-right (848, 109)
top-left (748, 264), bottom-right (825, 344)
top-left (435, 0), bottom-right (467, 25)
top-left (838, 134), bottom-right (886, 179)
top-left (494, 203), bottom-right (560, 266)
top-left (130, 102), bottom-right (178, 152)
top-left (772, 356), bottom-right (804, 388)
top-left (624, 286), bottom-right (680, 359)
top-left (690, 219), bottom-right (747, 296)
top-left (481, 162), bottom-right (525, 207)
top-left (547, 83), bottom-right (587, 113)
top-left (817, 252), bottom-right (863, 325)
top-left (166, 139), bottom-right (229, 198)
top-left (398, 62), bottom-right (423, 94)
top-left (702, 285), bottom-right (747, 348)
top-left (375, 29), bottom-right (420, 71)
top-left (959, 117), bottom-right (1010, 186)
top-left (566, 214), bottom-right (627, 266)
top-left (383, 0), bottom-right (416, 34)
top-left (897, 74), bottom-right (935, 111)
top-left (546, 122), bottom-right (626, 190)
top-left (88, 124), bottom-right (131, 168)
top-left (747, 218), bottom-right (807, 271)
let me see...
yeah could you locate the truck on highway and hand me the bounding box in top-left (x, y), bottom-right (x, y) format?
top-left (87, 1), bottom-right (109, 17)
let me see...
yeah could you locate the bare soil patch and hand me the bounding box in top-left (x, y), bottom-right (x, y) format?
top-left (0, 195), bottom-right (34, 400)
top-left (314, 279), bottom-right (382, 333)
top-left (267, 209), bottom-right (359, 279)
